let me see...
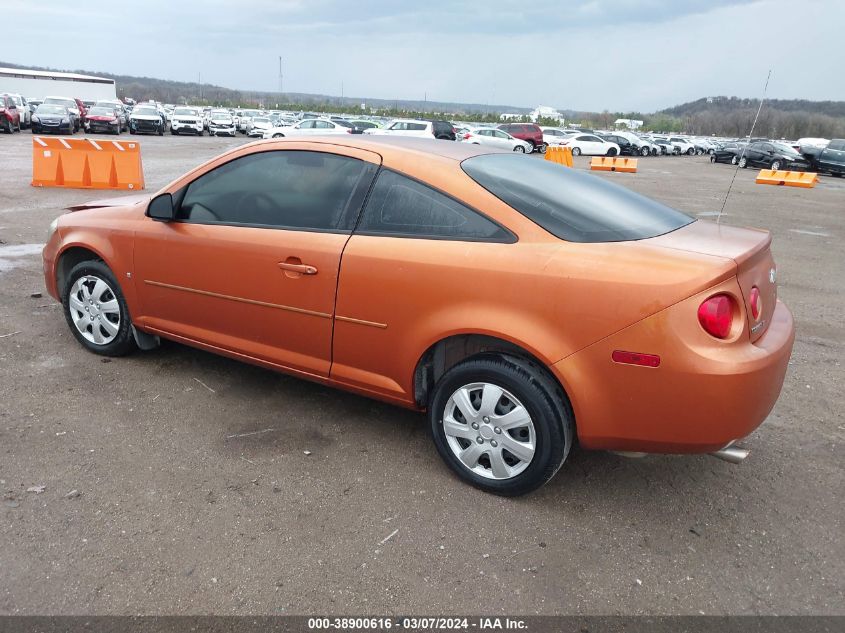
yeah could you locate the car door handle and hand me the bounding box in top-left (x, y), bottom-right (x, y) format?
top-left (278, 262), bottom-right (317, 275)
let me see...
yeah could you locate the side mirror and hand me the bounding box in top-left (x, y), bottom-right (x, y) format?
top-left (147, 192), bottom-right (175, 222)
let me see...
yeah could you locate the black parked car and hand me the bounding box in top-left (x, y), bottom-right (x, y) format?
top-left (430, 120), bottom-right (457, 140)
top-left (801, 139), bottom-right (845, 177)
top-left (738, 141), bottom-right (810, 171)
top-left (710, 142), bottom-right (746, 165)
top-left (599, 134), bottom-right (639, 156)
top-left (31, 104), bottom-right (74, 135)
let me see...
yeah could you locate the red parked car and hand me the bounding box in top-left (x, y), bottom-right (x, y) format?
top-left (0, 93), bottom-right (22, 133)
top-left (498, 123), bottom-right (545, 153)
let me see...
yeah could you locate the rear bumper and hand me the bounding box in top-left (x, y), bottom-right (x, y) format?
top-left (553, 285), bottom-right (795, 453)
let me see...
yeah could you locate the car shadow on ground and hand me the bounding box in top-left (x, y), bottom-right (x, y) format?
top-left (132, 339), bottom-right (750, 512)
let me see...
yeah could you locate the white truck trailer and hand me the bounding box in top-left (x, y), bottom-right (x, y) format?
top-left (0, 67), bottom-right (117, 102)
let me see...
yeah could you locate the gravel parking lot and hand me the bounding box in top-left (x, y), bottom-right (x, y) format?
top-left (1, 133), bottom-right (843, 615)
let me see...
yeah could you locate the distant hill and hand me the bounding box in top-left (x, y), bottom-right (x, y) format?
top-left (0, 61), bottom-right (530, 116)
top-left (657, 96), bottom-right (845, 138)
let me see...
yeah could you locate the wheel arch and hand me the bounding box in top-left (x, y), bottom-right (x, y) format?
top-left (55, 244), bottom-right (108, 297)
top-left (412, 333), bottom-right (575, 430)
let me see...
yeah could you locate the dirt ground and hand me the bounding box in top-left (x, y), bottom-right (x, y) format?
top-left (0, 132), bottom-right (842, 615)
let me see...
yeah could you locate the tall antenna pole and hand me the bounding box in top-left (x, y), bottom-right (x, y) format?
top-left (717, 69), bottom-right (772, 224)
top-left (278, 56), bottom-right (283, 95)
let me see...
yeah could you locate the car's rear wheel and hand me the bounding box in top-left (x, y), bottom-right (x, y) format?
top-left (538, 144), bottom-right (546, 154)
top-left (710, 154), bottom-right (716, 163)
top-left (606, 147), bottom-right (617, 156)
top-left (731, 155), bottom-right (738, 165)
top-left (63, 260), bottom-right (135, 357)
top-left (513, 145), bottom-right (525, 153)
top-left (640, 146), bottom-right (649, 156)
top-left (272, 133), bottom-right (284, 138)
top-left (571, 146), bottom-right (581, 156)
top-left (739, 156), bottom-right (748, 168)
top-left (429, 356), bottom-right (573, 496)
top-left (525, 140), bottom-right (536, 153)
top-left (771, 160), bottom-right (782, 171)
top-left (3, 118), bottom-right (12, 133)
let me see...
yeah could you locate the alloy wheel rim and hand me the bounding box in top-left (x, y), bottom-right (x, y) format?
top-left (68, 275), bottom-right (121, 345)
top-left (442, 382), bottom-right (536, 480)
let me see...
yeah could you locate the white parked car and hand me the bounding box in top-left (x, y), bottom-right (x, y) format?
top-left (558, 133), bottom-right (621, 156)
top-left (540, 127), bottom-right (578, 146)
top-left (262, 117), bottom-right (352, 139)
top-left (6, 94), bottom-right (31, 128)
top-left (247, 116), bottom-right (273, 137)
top-left (460, 127), bottom-right (532, 152)
top-left (668, 136), bottom-right (695, 155)
top-left (170, 107), bottom-right (204, 136)
top-left (363, 119), bottom-right (433, 138)
top-left (208, 110), bottom-right (236, 137)
top-left (237, 109), bottom-right (260, 133)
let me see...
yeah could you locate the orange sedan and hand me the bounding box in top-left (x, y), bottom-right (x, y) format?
top-left (42, 137), bottom-right (794, 495)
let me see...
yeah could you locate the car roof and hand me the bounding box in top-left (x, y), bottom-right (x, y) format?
top-left (256, 135), bottom-right (501, 162)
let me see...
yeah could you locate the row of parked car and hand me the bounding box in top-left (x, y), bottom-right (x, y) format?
top-left (709, 138), bottom-right (845, 176)
top-left (4, 93), bottom-right (843, 177)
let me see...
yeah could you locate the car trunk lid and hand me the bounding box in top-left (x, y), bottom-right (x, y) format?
top-left (649, 221), bottom-right (777, 342)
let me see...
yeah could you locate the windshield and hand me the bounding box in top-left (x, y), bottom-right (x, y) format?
top-left (44, 97), bottom-right (75, 108)
top-left (772, 142), bottom-right (800, 156)
top-left (133, 107), bottom-right (158, 116)
top-left (174, 108), bottom-right (198, 116)
top-left (253, 117), bottom-right (270, 123)
top-left (461, 154), bottom-right (693, 243)
top-left (36, 105), bottom-right (67, 116)
top-left (88, 107), bottom-right (114, 116)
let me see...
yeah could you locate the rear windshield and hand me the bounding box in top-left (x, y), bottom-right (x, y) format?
top-left (461, 154), bottom-right (693, 243)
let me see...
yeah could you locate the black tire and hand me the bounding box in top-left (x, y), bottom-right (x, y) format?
top-left (429, 355), bottom-right (573, 496)
top-left (130, 129), bottom-right (136, 135)
top-left (538, 144), bottom-right (546, 154)
top-left (158, 127), bottom-right (163, 136)
top-left (513, 145), bottom-right (525, 153)
top-left (3, 118), bottom-right (12, 133)
top-left (686, 148), bottom-right (695, 155)
top-left (771, 160), bottom-right (782, 171)
top-left (710, 154), bottom-right (716, 163)
top-left (171, 129), bottom-right (177, 135)
top-left (731, 155), bottom-right (738, 165)
top-left (62, 260), bottom-right (136, 357)
top-left (571, 146), bottom-right (581, 156)
top-left (640, 146), bottom-right (649, 156)
top-left (198, 129), bottom-right (204, 136)
top-left (738, 156), bottom-right (748, 168)
top-left (272, 133), bottom-right (284, 138)
top-left (526, 140), bottom-right (536, 153)
top-left (606, 147), bottom-right (617, 157)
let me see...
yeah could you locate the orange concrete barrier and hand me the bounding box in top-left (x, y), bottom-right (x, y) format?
top-left (544, 145), bottom-right (573, 167)
top-left (756, 169), bottom-right (819, 189)
top-left (31, 136), bottom-right (145, 190)
top-left (590, 157), bottom-right (638, 173)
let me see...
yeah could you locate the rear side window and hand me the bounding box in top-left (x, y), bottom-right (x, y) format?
top-left (828, 140), bottom-right (845, 151)
top-left (357, 170), bottom-right (512, 242)
top-left (461, 154), bottom-right (693, 243)
top-left (407, 122), bottom-right (427, 131)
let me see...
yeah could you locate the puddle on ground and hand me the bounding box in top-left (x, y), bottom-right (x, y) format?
top-left (0, 244), bottom-right (44, 274)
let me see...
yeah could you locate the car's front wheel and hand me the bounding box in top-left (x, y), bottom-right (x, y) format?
top-left (571, 146), bottom-right (581, 156)
top-left (429, 356), bottom-right (573, 496)
top-left (739, 156), bottom-right (748, 168)
top-left (63, 260), bottom-right (135, 357)
top-left (771, 160), bottom-right (782, 171)
top-left (513, 144), bottom-right (525, 153)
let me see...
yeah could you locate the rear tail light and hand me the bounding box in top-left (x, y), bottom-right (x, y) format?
top-left (463, 133), bottom-right (471, 140)
top-left (346, 128), bottom-right (352, 133)
top-left (749, 286), bottom-right (761, 319)
top-left (697, 294), bottom-right (735, 339)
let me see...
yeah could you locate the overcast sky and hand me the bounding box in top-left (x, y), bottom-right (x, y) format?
top-left (3, 0), bottom-right (843, 112)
